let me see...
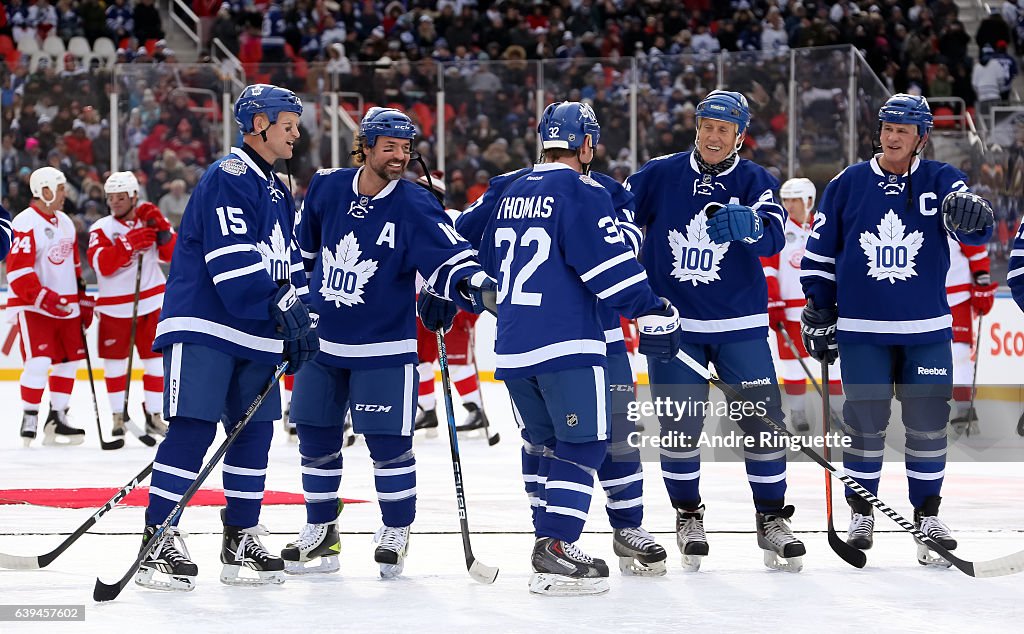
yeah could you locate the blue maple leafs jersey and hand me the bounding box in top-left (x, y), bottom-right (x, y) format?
top-left (801, 157), bottom-right (992, 344)
top-left (297, 167), bottom-right (483, 369)
top-left (153, 147), bottom-right (308, 363)
top-left (625, 151), bottom-right (786, 343)
top-left (474, 163), bottom-right (662, 379)
top-left (0, 204), bottom-right (11, 260)
top-left (1010, 220), bottom-right (1024, 312)
top-left (456, 169), bottom-right (643, 356)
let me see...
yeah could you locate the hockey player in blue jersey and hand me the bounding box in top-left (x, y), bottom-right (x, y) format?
top-left (801, 94), bottom-right (994, 566)
top-left (0, 203), bottom-right (11, 260)
top-left (138, 84), bottom-right (318, 591)
top-left (625, 90), bottom-right (805, 572)
top-left (465, 101), bottom-right (680, 595)
top-left (281, 107), bottom-right (495, 579)
top-left (456, 156), bottom-right (666, 577)
top-left (1011, 220), bottom-right (1024, 311)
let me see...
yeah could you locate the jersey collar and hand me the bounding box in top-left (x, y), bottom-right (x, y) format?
top-left (532, 162), bottom-right (576, 173)
top-left (870, 155), bottom-right (920, 177)
top-left (352, 166), bottom-right (400, 200)
top-left (688, 151), bottom-right (740, 177)
top-left (231, 146), bottom-right (269, 181)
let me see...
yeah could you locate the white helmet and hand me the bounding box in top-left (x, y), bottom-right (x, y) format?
top-left (29, 167), bottom-right (67, 205)
top-left (104, 171), bottom-right (140, 197)
top-left (779, 177), bottom-right (815, 211)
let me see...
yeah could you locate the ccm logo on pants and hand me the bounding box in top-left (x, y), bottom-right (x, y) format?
top-left (354, 404), bottom-right (393, 413)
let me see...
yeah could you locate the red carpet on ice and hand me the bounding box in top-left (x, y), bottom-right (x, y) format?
top-left (0, 488), bottom-right (366, 508)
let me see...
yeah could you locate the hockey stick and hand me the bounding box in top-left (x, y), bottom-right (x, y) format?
top-left (80, 323), bottom-right (125, 451)
top-left (821, 361), bottom-right (866, 568)
top-left (94, 361), bottom-right (289, 602)
top-left (0, 462), bottom-right (152, 569)
top-left (776, 323), bottom-right (825, 399)
top-left (674, 349), bottom-right (1024, 577)
top-left (436, 330), bottom-right (499, 584)
top-left (955, 314), bottom-right (984, 437)
top-left (121, 255), bottom-right (157, 447)
top-left (468, 328), bottom-right (500, 446)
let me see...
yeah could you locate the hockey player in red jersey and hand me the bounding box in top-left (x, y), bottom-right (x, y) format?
top-left (6, 167), bottom-right (95, 446)
top-left (944, 236), bottom-right (996, 435)
top-left (761, 178), bottom-right (843, 433)
top-left (87, 171), bottom-right (176, 438)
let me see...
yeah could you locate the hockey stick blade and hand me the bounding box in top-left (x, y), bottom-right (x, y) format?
top-left (0, 462), bottom-right (152, 570)
top-left (469, 557), bottom-right (500, 584)
top-left (123, 418), bottom-right (157, 446)
top-left (487, 432), bottom-right (501, 446)
top-left (674, 349), bottom-right (1024, 578)
top-left (827, 526), bottom-right (866, 568)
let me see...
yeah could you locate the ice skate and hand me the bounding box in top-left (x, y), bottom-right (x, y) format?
top-left (949, 407), bottom-right (979, 437)
top-left (529, 537), bottom-right (609, 596)
top-left (281, 521), bottom-right (341, 575)
top-left (135, 525), bottom-right (198, 592)
top-left (374, 525), bottom-right (410, 578)
top-left (41, 408), bottom-right (85, 446)
top-left (220, 512), bottom-right (286, 586)
top-left (144, 406), bottom-right (168, 436)
top-left (111, 412), bottom-right (126, 437)
top-left (676, 505), bottom-right (709, 572)
top-left (343, 409), bottom-right (356, 447)
top-left (790, 409), bottom-right (810, 433)
top-left (914, 496), bottom-right (956, 568)
top-left (282, 407), bottom-right (297, 443)
top-left (612, 527), bottom-right (667, 576)
top-left (455, 402), bottom-right (489, 433)
top-left (414, 406), bottom-right (438, 438)
top-left (755, 505), bottom-right (805, 572)
top-left (846, 496), bottom-right (874, 550)
top-left (1018, 410), bottom-right (1024, 437)
top-left (20, 410), bottom-right (38, 447)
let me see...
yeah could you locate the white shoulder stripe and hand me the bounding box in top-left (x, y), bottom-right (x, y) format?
top-left (580, 251), bottom-right (634, 282)
top-left (803, 251), bottom-right (836, 264)
top-left (205, 243), bottom-right (257, 263)
top-left (212, 262), bottom-right (266, 285)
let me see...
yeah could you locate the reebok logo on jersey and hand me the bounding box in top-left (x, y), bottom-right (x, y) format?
top-left (917, 366), bottom-right (948, 376)
top-left (859, 210), bottom-right (923, 283)
top-left (740, 377), bottom-right (772, 388)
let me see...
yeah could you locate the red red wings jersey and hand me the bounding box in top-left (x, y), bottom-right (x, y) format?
top-left (945, 236), bottom-right (989, 307)
top-left (761, 216), bottom-right (813, 321)
top-left (87, 215), bottom-right (170, 318)
top-left (6, 206), bottom-right (82, 319)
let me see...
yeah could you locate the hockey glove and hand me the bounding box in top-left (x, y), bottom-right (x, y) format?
top-left (457, 270), bottom-right (498, 316)
top-left (970, 273), bottom-right (998, 316)
top-left (637, 299), bottom-right (681, 360)
top-left (418, 287), bottom-right (458, 333)
top-left (125, 226), bottom-right (157, 251)
top-left (283, 327), bottom-right (319, 375)
top-left (705, 202), bottom-right (764, 245)
top-left (766, 277), bottom-right (786, 327)
top-left (78, 292), bottom-right (96, 328)
top-left (942, 191), bottom-right (994, 234)
top-left (34, 287), bottom-right (72, 317)
top-left (800, 299), bottom-right (838, 365)
top-left (137, 203), bottom-right (174, 245)
top-left (269, 284), bottom-right (311, 340)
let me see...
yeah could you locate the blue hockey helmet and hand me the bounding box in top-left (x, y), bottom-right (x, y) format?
top-left (538, 101), bottom-right (601, 150)
top-left (695, 90), bottom-right (751, 135)
top-left (359, 107), bottom-right (417, 148)
top-left (233, 84), bottom-right (303, 134)
top-left (878, 93), bottom-right (933, 137)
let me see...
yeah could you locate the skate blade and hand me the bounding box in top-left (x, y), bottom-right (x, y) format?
top-left (680, 554), bottom-right (703, 572)
top-left (529, 572), bottom-right (609, 596)
top-left (618, 555), bottom-right (667, 577)
top-left (424, 427), bottom-right (438, 439)
top-left (220, 564), bottom-right (286, 586)
top-left (283, 556), bottom-right (340, 575)
top-left (378, 561), bottom-right (406, 579)
top-left (916, 544), bottom-right (953, 568)
top-left (134, 567), bottom-right (196, 592)
top-left (763, 551), bottom-right (803, 573)
top-left (42, 433), bottom-right (85, 446)
top-left (21, 436), bottom-right (34, 448)
top-left (112, 428), bottom-right (126, 437)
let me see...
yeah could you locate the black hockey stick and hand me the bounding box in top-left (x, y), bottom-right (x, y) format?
top-left (1017, 410), bottom-right (1024, 438)
top-left (821, 361), bottom-right (866, 568)
top-left (776, 322), bottom-right (826, 400)
top-left (121, 255), bottom-right (157, 447)
top-left (437, 330), bottom-right (499, 584)
top-left (468, 334), bottom-right (500, 446)
top-left (94, 361), bottom-right (288, 602)
top-left (675, 349), bottom-right (1024, 577)
top-left (953, 314), bottom-right (983, 437)
top-left (80, 323), bottom-right (125, 451)
top-left (0, 462), bottom-right (152, 569)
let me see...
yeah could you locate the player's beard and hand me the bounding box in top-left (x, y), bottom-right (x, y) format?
top-left (372, 159), bottom-right (406, 182)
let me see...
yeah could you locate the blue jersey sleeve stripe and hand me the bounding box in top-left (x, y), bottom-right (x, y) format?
top-left (604, 328), bottom-right (625, 343)
top-left (205, 243), bottom-right (256, 263)
top-left (800, 269), bottom-right (836, 282)
top-left (212, 262), bottom-right (266, 285)
top-left (300, 248), bottom-right (317, 260)
top-left (1009, 248), bottom-right (1024, 259)
top-left (679, 313), bottom-right (767, 333)
top-left (437, 260), bottom-right (480, 299)
top-left (289, 261), bottom-right (304, 273)
top-left (319, 337), bottom-right (418, 358)
top-left (495, 339), bottom-right (606, 368)
top-left (424, 250), bottom-right (475, 298)
top-left (595, 271), bottom-right (648, 299)
top-left (580, 251), bottom-right (635, 282)
top-left (156, 316), bottom-right (282, 353)
top-left (1008, 267), bottom-right (1023, 281)
top-left (803, 250), bottom-right (836, 264)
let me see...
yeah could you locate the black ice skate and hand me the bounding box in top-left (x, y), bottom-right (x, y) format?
top-left (530, 537), bottom-right (609, 596)
top-left (846, 496), bottom-right (874, 550)
top-left (135, 525), bottom-right (198, 592)
top-left (281, 522), bottom-right (341, 575)
top-left (675, 505), bottom-right (709, 572)
top-left (220, 511), bottom-right (286, 586)
top-left (612, 527), bottom-right (667, 576)
top-left (374, 525), bottom-right (410, 578)
top-left (282, 407), bottom-right (297, 443)
top-left (414, 406), bottom-right (438, 438)
top-left (42, 408), bottom-right (85, 446)
top-left (143, 406), bottom-right (168, 436)
top-left (950, 407), bottom-right (979, 437)
top-left (914, 495), bottom-right (957, 568)
top-left (755, 505), bottom-right (806, 573)
top-left (20, 410), bottom-right (38, 447)
top-left (343, 409), bottom-right (356, 447)
top-left (455, 402), bottom-right (489, 432)
top-left (111, 412), bottom-right (126, 437)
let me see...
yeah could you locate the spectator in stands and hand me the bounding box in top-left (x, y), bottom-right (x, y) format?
top-left (64, 121), bottom-right (94, 165)
top-left (158, 178), bottom-right (189, 229)
top-left (105, 0), bottom-right (133, 44)
top-left (973, 45), bottom-right (1004, 119)
top-left (134, 0), bottom-right (164, 43)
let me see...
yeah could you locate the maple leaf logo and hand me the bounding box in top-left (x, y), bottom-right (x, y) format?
top-left (256, 220), bottom-right (291, 282)
top-left (668, 214), bottom-right (729, 286)
top-left (859, 209), bottom-right (924, 284)
top-left (320, 232), bottom-right (378, 307)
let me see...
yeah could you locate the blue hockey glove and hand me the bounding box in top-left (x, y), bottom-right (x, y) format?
top-left (942, 191), bottom-right (994, 234)
top-left (705, 202), bottom-right (764, 245)
top-left (637, 299), bottom-right (681, 360)
top-left (269, 283), bottom-right (311, 340)
top-left (418, 287), bottom-right (458, 333)
top-left (283, 326), bottom-right (319, 375)
top-left (457, 271), bottom-right (498, 316)
top-left (800, 299), bottom-right (838, 365)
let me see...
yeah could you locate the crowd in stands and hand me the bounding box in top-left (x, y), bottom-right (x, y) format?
top-left (2, 1), bottom-right (1024, 282)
